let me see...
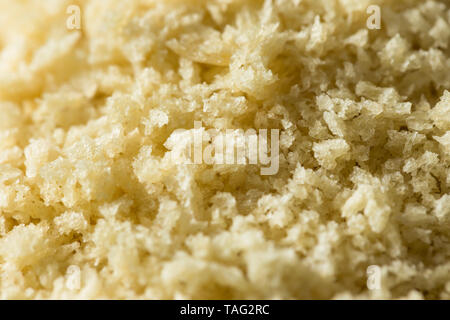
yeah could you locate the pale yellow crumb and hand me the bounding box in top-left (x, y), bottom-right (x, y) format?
top-left (0, 0), bottom-right (449, 300)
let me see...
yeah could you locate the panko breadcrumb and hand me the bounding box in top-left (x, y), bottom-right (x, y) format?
top-left (0, 0), bottom-right (449, 299)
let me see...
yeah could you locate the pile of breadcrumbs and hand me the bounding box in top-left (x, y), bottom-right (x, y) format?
top-left (0, 0), bottom-right (449, 299)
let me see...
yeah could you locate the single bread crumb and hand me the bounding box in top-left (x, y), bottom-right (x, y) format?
top-left (0, 0), bottom-right (449, 299)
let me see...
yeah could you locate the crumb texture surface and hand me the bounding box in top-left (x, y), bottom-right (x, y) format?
top-left (0, 0), bottom-right (449, 299)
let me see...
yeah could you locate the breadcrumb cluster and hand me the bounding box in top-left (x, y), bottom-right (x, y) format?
top-left (0, 0), bottom-right (449, 299)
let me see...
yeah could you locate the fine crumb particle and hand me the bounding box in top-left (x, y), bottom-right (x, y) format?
top-left (0, 0), bottom-right (449, 300)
